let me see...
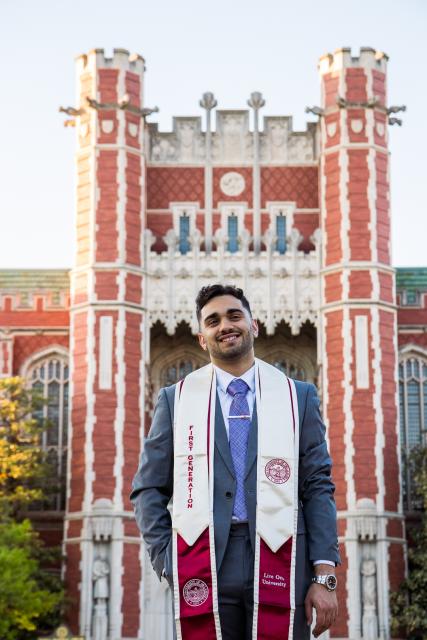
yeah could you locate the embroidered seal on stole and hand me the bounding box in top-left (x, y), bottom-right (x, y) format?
top-left (265, 458), bottom-right (291, 484)
top-left (183, 579), bottom-right (209, 607)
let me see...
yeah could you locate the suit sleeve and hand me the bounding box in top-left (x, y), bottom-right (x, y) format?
top-left (130, 387), bottom-right (174, 580)
top-left (298, 383), bottom-right (340, 565)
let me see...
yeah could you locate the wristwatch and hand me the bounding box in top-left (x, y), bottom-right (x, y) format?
top-left (312, 574), bottom-right (337, 591)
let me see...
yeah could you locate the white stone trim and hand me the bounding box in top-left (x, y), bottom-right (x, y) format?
top-left (99, 316), bottom-right (113, 390)
top-left (371, 306), bottom-right (386, 512)
top-left (170, 202), bottom-right (199, 237)
top-left (79, 528), bottom-right (94, 637)
top-left (19, 344), bottom-right (69, 378)
top-left (321, 262), bottom-right (395, 275)
top-left (109, 520), bottom-right (125, 639)
top-left (113, 308), bottom-right (126, 511)
top-left (71, 301), bottom-right (146, 314)
top-left (399, 343), bottom-right (427, 360)
top-left (83, 307), bottom-right (96, 512)
top-left (322, 300), bottom-right (396, 312)
top-left (218, 201), bottom-right (247, 234)
top-left (355, 315), bottom-right (369, 389)
top-left (266, 201), bottom-right (295, 238)
top-left (322, 142), bottom-right (389, 155)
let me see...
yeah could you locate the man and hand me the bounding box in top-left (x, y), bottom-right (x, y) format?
top-left (131, 285), bottom-right (339, 639)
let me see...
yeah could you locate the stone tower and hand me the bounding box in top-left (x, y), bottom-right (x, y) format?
top-left (64, 49), bottom-right (147, 638)
top-left (318, 48), bottom-right (405, 638)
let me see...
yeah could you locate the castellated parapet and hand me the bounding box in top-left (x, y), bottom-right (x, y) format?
top-left (148, 113), bottom-right (317, 165)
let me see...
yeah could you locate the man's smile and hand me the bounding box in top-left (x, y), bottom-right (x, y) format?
top-left (217, 333), bottom-right (241, 343)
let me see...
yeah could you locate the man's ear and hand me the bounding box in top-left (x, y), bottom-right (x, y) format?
top-left (252, 319), bottom-right (259, 338)
top-left (198, 333), bottom-right (208, 351)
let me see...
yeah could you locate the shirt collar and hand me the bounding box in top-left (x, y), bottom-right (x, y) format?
top-left (214, 363), bottom-right (256, 395)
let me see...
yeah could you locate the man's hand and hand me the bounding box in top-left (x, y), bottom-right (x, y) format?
top-left (304, 583), bottom-right (338, 638)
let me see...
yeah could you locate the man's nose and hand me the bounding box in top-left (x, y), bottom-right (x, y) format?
top-left (218, 317), bottom-right (234, 332)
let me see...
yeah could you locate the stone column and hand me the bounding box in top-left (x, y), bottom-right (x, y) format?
top-left (64, 48), bottom-right (147, 639)
top-left (248, 92), bottom-right (265, 254)
top-left (318, 47), bottom-right (405, 639)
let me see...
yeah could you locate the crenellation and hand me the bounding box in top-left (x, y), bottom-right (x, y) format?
top-left (148, 109), bottom-right (317, 165)
top-left (319, 47), bottom-right (388, 75)
top-left (76, 48), bottom-right (145, 75)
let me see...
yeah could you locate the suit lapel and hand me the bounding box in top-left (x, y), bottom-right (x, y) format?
top-left (214, 393), bottom-right (235, 478)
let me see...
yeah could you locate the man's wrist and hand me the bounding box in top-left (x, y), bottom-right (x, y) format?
top-left (313, 562), bottom-right (336, 576)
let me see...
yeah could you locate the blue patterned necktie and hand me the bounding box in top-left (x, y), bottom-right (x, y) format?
top-left (227, 378), bottom-right (251, 521)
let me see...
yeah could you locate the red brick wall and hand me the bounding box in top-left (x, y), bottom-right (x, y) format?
top-left (13, 334), bottom-right (69, 373)
top-left (350, 310), bottom-right (378, 499)
top-left (325, 310), bottom-right (347, 512)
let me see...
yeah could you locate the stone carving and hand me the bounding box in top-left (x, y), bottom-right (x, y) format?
top-left (376, 122), bottom-right (385, 137)
top-left (265, 119), bottom-right (288, 162)
top-left (361, 558), bottom-right (378, 639)
top-left (288, 135), bottom-right (314, 163)
top-left (222, 115), bottom-right (243, 161)
top-left (101, 120), bottom-right (114, 134)
top-left (145, 226), bottom-right (321, 335)
top-left (90, 498), bottom-right (114, 541)
top-left (326, 122), bottom-right (337, 138)
top-left (92, 557), bottom-right (110, 640)
top-left (151, 136), bottom-right (177, 162)
top-left (128, 122), bottom-right (138, 137)
top-left (355, 497), bottom-right (377, 540)
top-left (148, 109), bottom-right (317, 164)
top-left (178, 121), bottom-right (196, 162)
top-left (350, 119), bottom-right (364, 134)
top-left (220, 171), bottom-right (245, 196)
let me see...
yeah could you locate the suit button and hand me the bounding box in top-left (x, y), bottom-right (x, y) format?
top-left (225, 491), bottom-right (233, 499)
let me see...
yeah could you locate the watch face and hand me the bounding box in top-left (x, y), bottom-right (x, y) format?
top-left (326, 575), bottom-right (337, 590)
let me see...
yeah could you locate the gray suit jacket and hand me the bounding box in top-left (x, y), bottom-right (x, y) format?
top-left (131, 378), bottom-right (339, 606)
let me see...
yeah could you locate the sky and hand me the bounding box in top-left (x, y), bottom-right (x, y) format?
top-left (1, 0), bottom-right (426, 269)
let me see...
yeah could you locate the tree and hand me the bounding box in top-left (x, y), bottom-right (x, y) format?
top-left (0, 377), bottom-right (64, 638)
top-left (390, 445), bottom-right (427, 639)
top-left (0, 519), bottom-right (63, 640)
top-left (0, 376), bottom-right (54, 517)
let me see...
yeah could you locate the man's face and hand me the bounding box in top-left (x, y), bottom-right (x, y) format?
top-left (198, 295), bottom-right (258, 363)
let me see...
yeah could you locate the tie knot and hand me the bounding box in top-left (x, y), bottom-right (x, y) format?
top-left (227, 378), bottom-right (249, 397)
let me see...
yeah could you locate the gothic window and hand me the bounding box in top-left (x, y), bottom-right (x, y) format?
top-left (276, 212), bottom-right (287, 254)
top-left (179, 213), bottom-right (190, 255)
top-left (29, 355), bottom-right (69, 511)
top-left (227, 214), bottom-right (238, 253)
top-left (161, 358), bottom-right (202, 388)
top-left (399, 354), bottom-right (427, 510)
top-left (400, 290), bottom-right (420, 306)
top-left (272, 359), bottom-right (306, 381)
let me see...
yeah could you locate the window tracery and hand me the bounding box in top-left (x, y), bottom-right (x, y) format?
top-left (399, 352), bottom-right (427, 510)
top-left (28, 354), bottom-right (69, 510)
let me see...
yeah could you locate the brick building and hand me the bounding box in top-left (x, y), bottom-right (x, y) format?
top-left (1, 46), bottom-right (426, 639)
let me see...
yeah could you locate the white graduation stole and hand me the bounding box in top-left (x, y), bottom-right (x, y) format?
top-left (172, 358), bottom-right (299, 640)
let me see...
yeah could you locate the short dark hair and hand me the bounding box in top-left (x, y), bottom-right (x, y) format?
top-left (195, 284), bottom-right (252, 322)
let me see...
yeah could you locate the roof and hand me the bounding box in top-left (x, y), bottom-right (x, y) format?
top-left (0, 269), bottom-right (70, 292)
top-left (396, 267), bottom-right (427, 291)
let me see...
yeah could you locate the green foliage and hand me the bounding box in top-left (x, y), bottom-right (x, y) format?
top-left (0, 519), bottom-right (63, 640)
top-left (0, 376), bottom-right (55, 517)
top-left (0, 377), bottom-right (64, 638)
top-left (390, 446), bottom-right (427, 640)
